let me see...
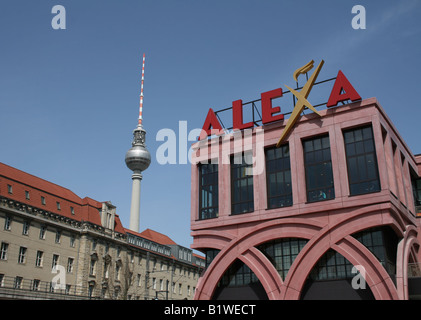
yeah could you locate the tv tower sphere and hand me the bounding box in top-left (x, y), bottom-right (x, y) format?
top-left (125, 125), bottom-right (151, 173)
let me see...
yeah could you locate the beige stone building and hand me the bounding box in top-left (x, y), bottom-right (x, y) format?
top-left (0, 162), bottom-right (205, 300)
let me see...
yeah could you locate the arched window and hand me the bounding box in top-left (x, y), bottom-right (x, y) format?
top-left (352, 226), bottom-right (399, 276)
top-left (302, 249), bottom-right (375, 300)
top-left (257, 238), bottom-right (308, 279)
top-left (308, 249), bottom-right (354, 281)
top-left (213, 259), bottom-right (268, 300)
top-left (218, 259), bottom-right (259, 287)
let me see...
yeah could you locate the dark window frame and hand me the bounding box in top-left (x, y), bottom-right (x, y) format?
top-left (303, 135), bottom-right (335, 203)
top-left (343, 125), bottom-right (381, 196)
top-left (410, 167), bottom-right (421, 215)
top-left (412, 176), bottom-right (421, 215)
top-left (198, 163), bottom-right (219, 220)
top-left (265, 144), bottom-right (293, 209)
top-left (231, 153), bottom-right (254, 215)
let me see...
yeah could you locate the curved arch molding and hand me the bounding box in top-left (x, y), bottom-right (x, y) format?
top-left (192, 206), bottom-right (419, 300)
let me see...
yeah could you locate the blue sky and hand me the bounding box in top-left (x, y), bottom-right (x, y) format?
top-left (1, 0), bottom-right (420, 249)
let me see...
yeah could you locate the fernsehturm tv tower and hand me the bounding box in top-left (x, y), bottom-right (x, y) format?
top-left (125, 54), bottom-right (151, 232)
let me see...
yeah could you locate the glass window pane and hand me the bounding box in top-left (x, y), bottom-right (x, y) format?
top-left (354, 129), bottom-right (363, 141)
top-left (344, 126), bottom-right (380, 196)
top-left (372, 231), bottom-right (382, 245)
top-left (304, 140), bottom-right (313, 152)
top-left (305, 151), bottom-right (314, 163)
top-left (265, 145), bottom-right (292, 209)
top-left (355, 141), bottom-right (364, 155)
top-left (362, 127), bottom-right (372, 139)
top-left (314, 150), bottom-right (323, 162)
top-left (282, 241), bottom-right (290, 255)
top-left (303, 136), bottom-right (334, 203)
top-left (346, 143), bottom-right (356, 156)
top-left (322, 136), bottom-right (330, 149)
top-left (314, 138), bottom-right (322, 151)
top-left (291, 240), bottom-right (298, 254)
top-left (231, 154), bottom-right (254, 215)
top-left (274, 245), bottom-right (282, 256)
top-left (358, 155), bottom-right (367, 180)
top-left (364, 139), bottom-right (374, 153)
top-left (344, 131), bottom-right (354, 143)
top-left (282, 147), bottom-right (288, 158)
top-left (199, 164), bottom-right (219, 219)
top-left (267, 148), bottom-right (274, 160)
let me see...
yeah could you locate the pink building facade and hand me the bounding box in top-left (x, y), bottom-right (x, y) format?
top-left (190, 97), bottom-right (421, 300)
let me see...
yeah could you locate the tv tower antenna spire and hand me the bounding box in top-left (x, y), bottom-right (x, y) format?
top-left (125, 53), bottom-right (151, 232)
top-left (138, 53), bottom-right (145, 126)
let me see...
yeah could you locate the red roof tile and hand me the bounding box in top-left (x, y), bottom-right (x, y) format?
top-left (0, 162), bottom-right (82, 203)
top-left (113, 214), bottom-right (126, 234)
top-left (138, 228), bottom-right (177, 245)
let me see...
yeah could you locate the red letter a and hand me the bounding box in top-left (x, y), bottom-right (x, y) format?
top-left (327, 70), bottom-right (361, 107)
top-left (199, 108), bottom-right (223, 140)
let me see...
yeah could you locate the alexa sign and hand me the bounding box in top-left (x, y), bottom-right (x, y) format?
top-left (199, 60), bottom-right (361, 146)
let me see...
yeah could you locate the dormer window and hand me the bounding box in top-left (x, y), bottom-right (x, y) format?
top-left (41, 196), bottom-right (46, 205)
top-left (7, 184), bottom-right (12, 194)
top-left (25, 191), bottom-right (30, 200)
top-left (100, 202), bottom-right (116, 230)
top-left (56, 202), bottom-right (61, 210)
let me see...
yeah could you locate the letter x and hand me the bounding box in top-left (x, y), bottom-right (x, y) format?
top-left (276, 60), bottom-right (324, 147)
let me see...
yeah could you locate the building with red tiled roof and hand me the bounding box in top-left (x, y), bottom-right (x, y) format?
top-left (0, 162), bottom-right (204, 300)
top-left (139, 228), bottom-right (177, 245)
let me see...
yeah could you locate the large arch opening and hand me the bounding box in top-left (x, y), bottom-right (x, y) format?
top-left (199, 226), bottom-right (403, 300)
top-left (211, 259), bottom-right (269, 300)
top-left (300, 226), bottom-right (399, 300)
top-left (300, 248), bottom-right (375, 300)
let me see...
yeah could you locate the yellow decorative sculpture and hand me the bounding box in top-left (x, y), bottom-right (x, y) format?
top-left (276, 60), bottom-right (324, 147)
